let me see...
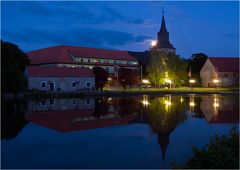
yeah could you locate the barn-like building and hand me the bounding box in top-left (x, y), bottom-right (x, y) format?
top-left (200, 57), bottom-right (239, 87)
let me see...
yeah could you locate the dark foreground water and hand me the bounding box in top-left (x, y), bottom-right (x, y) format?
top-left (1, 94), bottom-right (239, 169)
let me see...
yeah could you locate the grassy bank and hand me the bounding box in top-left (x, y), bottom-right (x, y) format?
top-left (2, 87), bottom-right (238, 100)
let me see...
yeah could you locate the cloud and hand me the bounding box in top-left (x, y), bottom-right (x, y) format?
top-left (2, 1), bottom-right (144, 26)
top-left (2, 26), bottom-right (152, 51)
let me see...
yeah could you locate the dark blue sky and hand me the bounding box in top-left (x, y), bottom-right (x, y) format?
top-left (1, 1), bottom-right (239, 58)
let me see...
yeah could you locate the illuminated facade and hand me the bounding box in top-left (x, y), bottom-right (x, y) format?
top-left (200, 57), bottom-right (239, 87)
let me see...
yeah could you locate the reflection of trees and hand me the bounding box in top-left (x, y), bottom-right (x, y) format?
top-left (1, 100), bottom-right (28, 140)
top-left (144, 96), bottom-right (188, 164)
top-left (92, 97), bottom-right (109, 119)
top-left (116, 97), bottom-right (140, 116)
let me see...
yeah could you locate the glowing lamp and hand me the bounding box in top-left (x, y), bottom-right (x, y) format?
top-left (189, 79), bottom-right (195, 83)
top-left (142, 79), bottom-right (150, 84)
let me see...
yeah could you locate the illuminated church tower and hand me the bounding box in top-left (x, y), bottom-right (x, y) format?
top-left (156, 11), bottom-right (176, 54)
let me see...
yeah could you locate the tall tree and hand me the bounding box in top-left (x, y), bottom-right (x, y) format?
top-left (118, 68), bottom-right (140, 89)
top-left (92, 67), bottom-right (108, 91)
top-left (1, 40), bottom-right (30, 94)
top-left (147, 49), bottom-right (188, 87)
top-left (188, 53), bottom-right (208, 86)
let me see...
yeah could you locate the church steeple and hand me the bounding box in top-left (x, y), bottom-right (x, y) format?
top-left (160, 11), bottom-right (167, 32)
top-left (156, 10), bottom-right (176, 54)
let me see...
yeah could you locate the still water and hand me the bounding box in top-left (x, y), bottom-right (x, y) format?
top-left (1, 94), bottom-right (239, 169)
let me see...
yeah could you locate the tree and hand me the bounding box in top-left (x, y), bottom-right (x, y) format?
top-left (147, 49), bottom-right (188, 87)
top-left (188, 53), bottom-right (208, 86)
top-left (172, 128), bottom-right (239, 169)
top-left (2, 40), bottom-right (30, 94)
top-left (118, 68), bottom-right (140, 89)
top-left (92, 67), bottom-right (108, 91)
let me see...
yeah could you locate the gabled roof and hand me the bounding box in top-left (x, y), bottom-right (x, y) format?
top-left (26, 66), bottom-right (94, 77)
top-left (27, 45), bottom-right (137, 65)
top-left (26, 110), bottom-right (137, 132)
top-left (209, 57), bottom-right (239, 72)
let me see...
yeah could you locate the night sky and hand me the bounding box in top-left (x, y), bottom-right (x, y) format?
top-left (1, 1), bottom-right (239, 58)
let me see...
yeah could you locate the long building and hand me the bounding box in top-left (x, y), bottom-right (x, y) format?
top-left (27, 45), bottom-right (139, 85)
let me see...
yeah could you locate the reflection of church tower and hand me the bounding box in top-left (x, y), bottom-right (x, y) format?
top-left (156, 11), bottom-right (176, 54)
top-left (157, 131), bottom-right (171, 168)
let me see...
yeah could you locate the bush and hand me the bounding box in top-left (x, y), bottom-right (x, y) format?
top-left (172, 128), bottom-right (239, 169)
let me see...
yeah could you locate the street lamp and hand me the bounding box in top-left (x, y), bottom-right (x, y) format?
top-left (189, 79), bottom-right (195, 89)
top-left (213, 79), bottom-right (220, 89)
top-left (142, 79), bottom-right (150, 89)
top-left (164, 79), bottom-right (172, 88)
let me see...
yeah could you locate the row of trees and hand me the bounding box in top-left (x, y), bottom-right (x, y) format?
top-left (146, 49), bottom-right (208, 88)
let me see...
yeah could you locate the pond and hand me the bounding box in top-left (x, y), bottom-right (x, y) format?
top-left (1, 94), bottom-right (239, 169)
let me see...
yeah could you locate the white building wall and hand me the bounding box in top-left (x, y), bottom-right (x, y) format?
top-left (28, 76), bottom-right (95, 92)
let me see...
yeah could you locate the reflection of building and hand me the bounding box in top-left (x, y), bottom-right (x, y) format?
top-left (26, 67), bottom-right (95, 91)
top-left (200, 96), bottom-right (239, 124)
top-left (200, 57), bottom-right (239, 87)
top-left (26, 98), bottom-right (139, 132)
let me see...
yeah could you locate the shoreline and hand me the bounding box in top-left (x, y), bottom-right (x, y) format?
top-left (2, 89), bottom-right (239, 100)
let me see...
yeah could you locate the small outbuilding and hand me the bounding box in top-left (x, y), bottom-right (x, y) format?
top-left (200, 57), bottom-right (239, 87)
top-left (26, 66), bottom-right (95, 92)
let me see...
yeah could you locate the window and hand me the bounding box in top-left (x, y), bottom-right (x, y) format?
top-left (50, 99), bottom-right (55, 106)
top-left (72, 81), bottom-right (76, 87)
top-left (81, 59), bottom-right (83, 62)
top-left (41, 81), bottom-right (46, 87)
top-left (41, 100), bottom-right (46, 106)
top-left (106, 67), bottom-right (109, 72)
top-left (72, 99), bottom-right (76, 105)
top-left (224, 73), bottom-right (228, 77)
top-left (127, 61), bottom-right (130, 65)
top-left (88, 59), bottom-right (90, 63)
top-left (86, 82), bottom-right (91, 88)
top-left (86, 98), bottom-right (91, 105)
top-left (233, 73), bottom-right (236, 77)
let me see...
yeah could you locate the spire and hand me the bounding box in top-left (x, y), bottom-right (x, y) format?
top-left (160, 10), bottom-right (167, 32)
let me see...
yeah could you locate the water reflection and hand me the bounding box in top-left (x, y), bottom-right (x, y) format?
top-left (142, 95), bottom-right (188, 167)
top-left (199, 95), bottom-right (239, 124)
top-left (1, 94), bottom-right (239, 168)
top-left (1, 100), bottom-right (28, 140)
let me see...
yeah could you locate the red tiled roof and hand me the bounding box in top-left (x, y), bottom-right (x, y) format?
top-left (26, 66), bottom-right (94, 77)
top-left (25, 110), bottom-right (137, 132)
top-left (209, 110), bottom-right (239, 124)
top-left (209, 57), bottom-right (239, 72)
top-left (27, 45), bottom-right (137, 65)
